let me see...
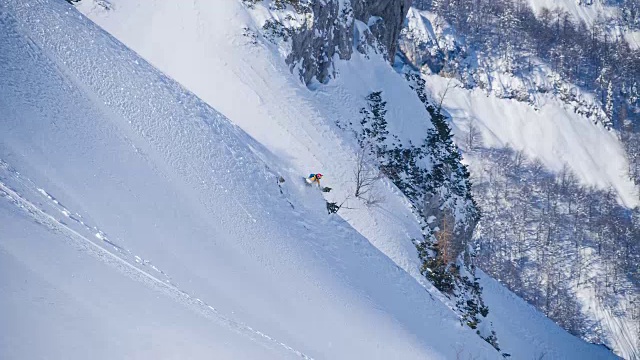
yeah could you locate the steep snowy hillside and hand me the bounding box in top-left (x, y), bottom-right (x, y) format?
top-left (526, 0), bottom-right (627, 26)
top-left (473, 0), bottom-right (640, 49)
top-left (422, 74), bottom-right (638, 206)
top-left (0, 1), bottom-right (510, 359)
top-left (66, 0), bottom-right (624, 358)
top-left (524, 0), bottom-right (640, 49)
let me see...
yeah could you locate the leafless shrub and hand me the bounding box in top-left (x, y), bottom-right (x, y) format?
top-left (353, 145), bottom-right (385, 207)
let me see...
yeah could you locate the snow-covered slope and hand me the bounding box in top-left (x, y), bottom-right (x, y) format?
top-left (0, 1), bottom-right (507, 359)
top-left (525, 0), bottom-right (640, 49)
top-left (425, 75), bottom-right (639, 207)
top-left (77, 0), bottom-right (436, 285)
top-left (57, 0), bottom-right (625, 358)
top-left (526, 0), bottom-right (618, 25)
top-left (476, 269), bottom-right (621, 360)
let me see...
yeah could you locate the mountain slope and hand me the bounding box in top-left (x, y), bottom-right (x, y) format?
top-left (68, 0), bottom-right (622, 358)
top-left (0, 1), bottom-right (507, 359)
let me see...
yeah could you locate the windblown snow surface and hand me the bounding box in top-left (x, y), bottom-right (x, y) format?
top-left (0, 0), bottom-right (619, 359)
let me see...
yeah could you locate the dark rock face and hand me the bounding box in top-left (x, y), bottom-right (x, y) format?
top-left (286, 1), bottom-right (344, 85)
top-left (351, 0), bottom-right (412, 61)
top-left (286, 0), bottom-right (411, 84)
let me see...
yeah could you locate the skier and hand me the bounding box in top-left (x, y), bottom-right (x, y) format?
top-left (305, 173), bottom-right (323, 187)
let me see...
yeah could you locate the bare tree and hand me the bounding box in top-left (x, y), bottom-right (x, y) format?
top-left (436, 215), bottom-right (455, 264)
top-left (353, 145), bottom-right (385, 206)
top-left (534, 351), bottom-right (547, 360)
top-left (436, 78), bottom-right (456, 113)
top-left (465, 122), bottom-right (483, 152)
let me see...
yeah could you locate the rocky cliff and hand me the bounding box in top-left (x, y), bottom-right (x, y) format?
top-left (275, 0), bottom-right (411, 84)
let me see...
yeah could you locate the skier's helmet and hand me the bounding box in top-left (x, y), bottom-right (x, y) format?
top-left (316, 173), bottom-right (323, 178)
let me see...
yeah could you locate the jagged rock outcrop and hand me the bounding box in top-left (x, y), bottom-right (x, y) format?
top-left (351, 0), bottom-right (411, 61)
top-left (285, 0), bottom-right (411, 84)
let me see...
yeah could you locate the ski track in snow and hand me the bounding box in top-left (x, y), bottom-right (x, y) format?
top-left (0, 160), bottom-right (314, 360)
top-left (0, 159), bottom-right (168, 279)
